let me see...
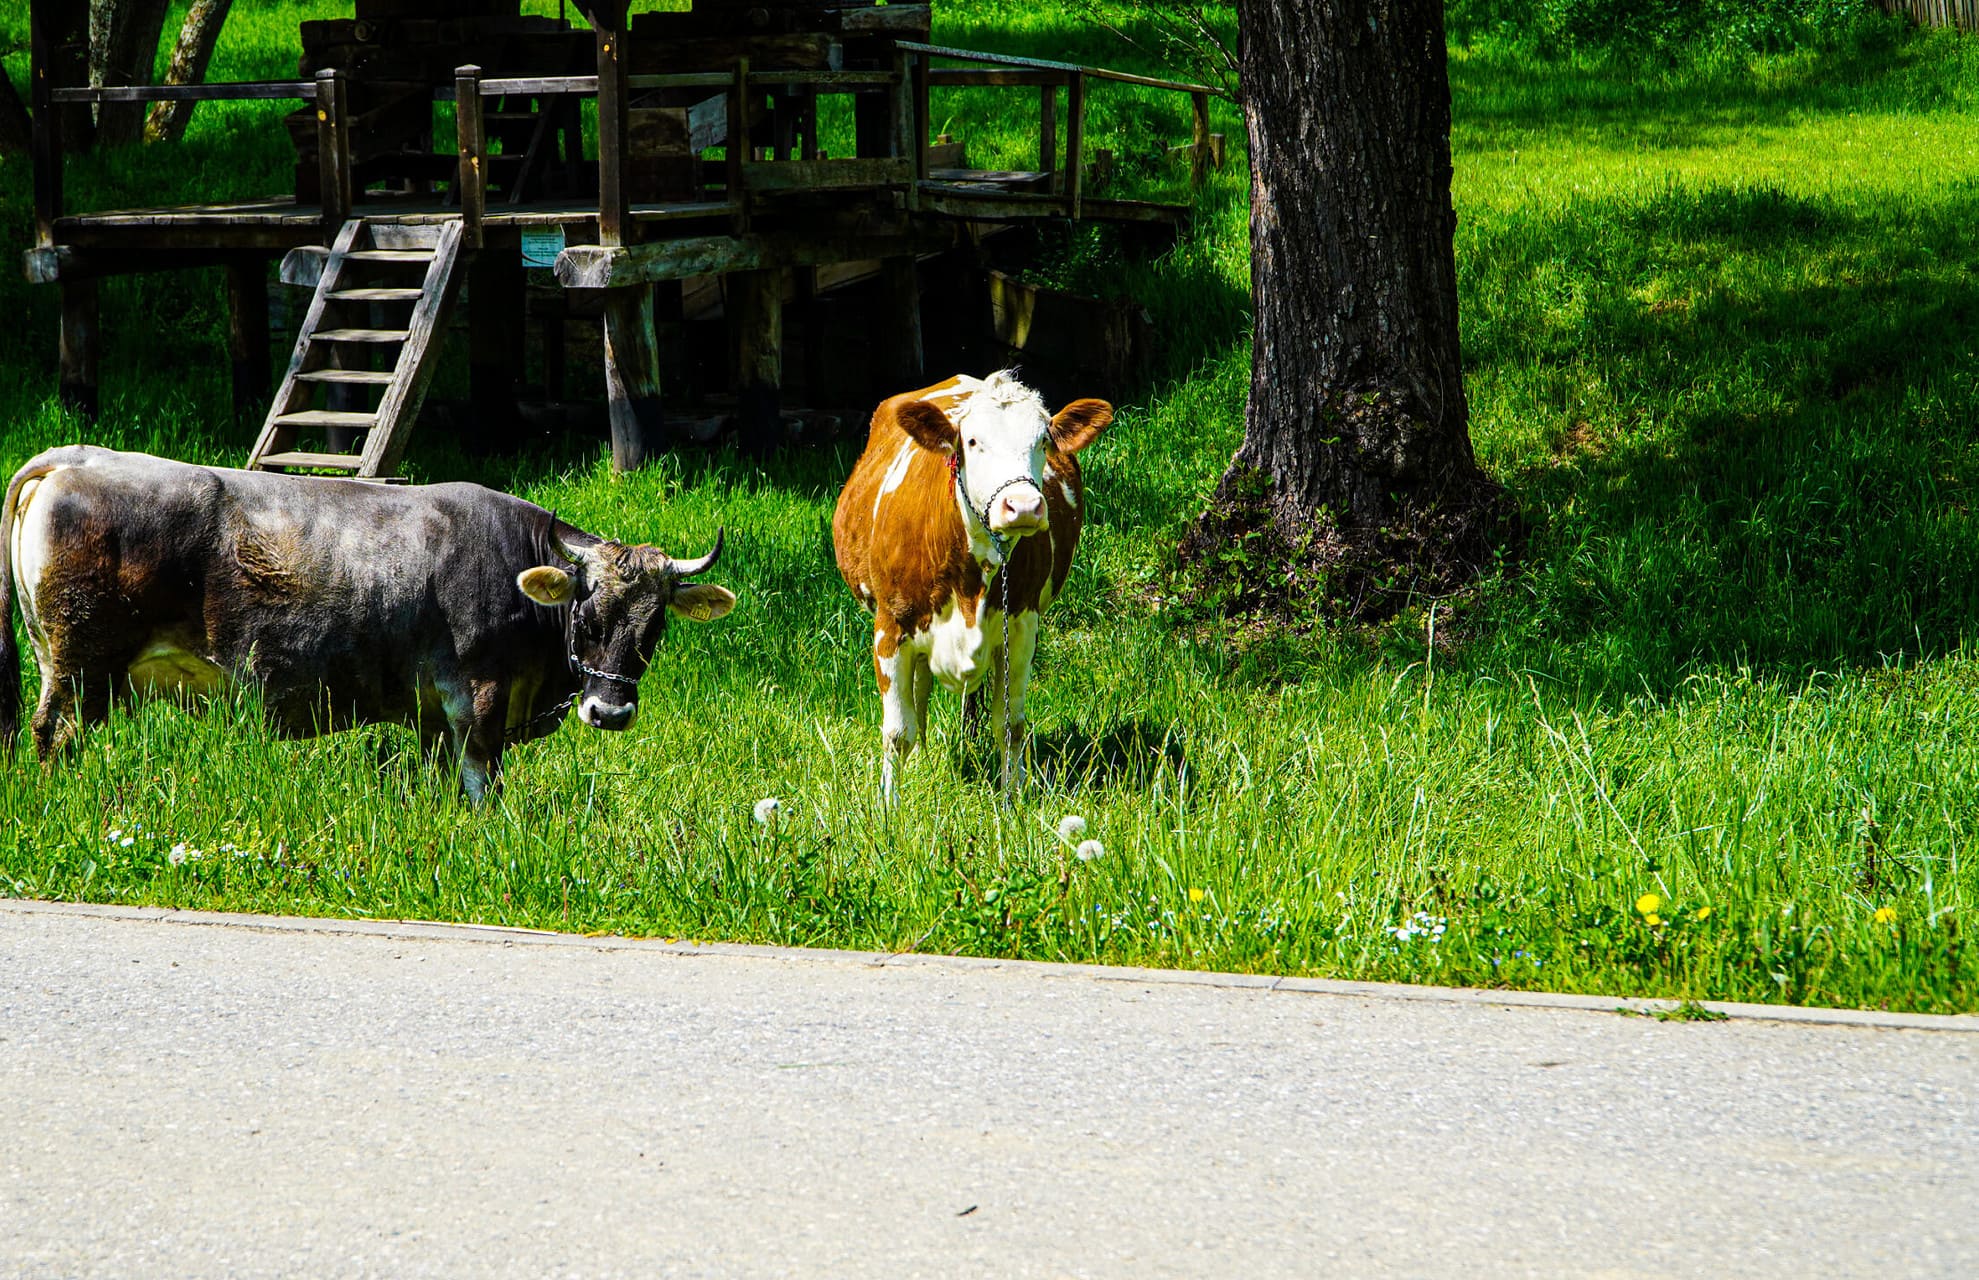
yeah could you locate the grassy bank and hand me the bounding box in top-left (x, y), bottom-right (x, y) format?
top-left (0, 6), bottom-right (1974, 1012)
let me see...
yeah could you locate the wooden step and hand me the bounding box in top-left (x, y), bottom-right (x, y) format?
top-left (270, 410), bottom-right (376, 429)
top-left (297, 369), bottom-right (395, 385)
top-left (327, 287), bottom-right (425, 303)
top-left (345, 250), bottom-right (434, 263)
top-left (312, 328), bottom-right (409, 344)
top-left (254, 451), bottom-right (365, 471)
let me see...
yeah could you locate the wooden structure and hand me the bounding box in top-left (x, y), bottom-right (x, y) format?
top-left (1880, 0), bottom-right (1979, 30)
top-left (24, 0), bottom-right (1220, 475)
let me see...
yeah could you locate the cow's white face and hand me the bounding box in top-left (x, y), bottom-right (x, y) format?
top-left (516, 530), bottom-right (735, 731)
top-left (898, 373), bottom-right (1114, 545)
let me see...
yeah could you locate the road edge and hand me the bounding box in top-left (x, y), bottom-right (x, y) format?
top-left (6, 896), bottom-right (1975, 1033)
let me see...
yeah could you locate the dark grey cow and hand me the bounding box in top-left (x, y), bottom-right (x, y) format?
top-left (0, 446), bottom-right (735, 802)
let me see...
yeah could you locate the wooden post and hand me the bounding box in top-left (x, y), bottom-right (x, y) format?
top-left (877, 256), bottom-right (923, 388)
top-left (1038, 82), bottom-right (1057, 191)
top-left (316, 68), bottom-right (352, 236)
top-left (455, 65), bottom-right (485, 250)
top-left (469, 248), bottom-right (524, 450)
top-left (1191, 91), bottom-right (1211, 190)
top-left (727, 57), bottom-right (750, 235)
top-left (913, 52), bottom-right (930, 190)
top-left (59, 277), bottom-right (99, 421)
top-left (594, 10), bottom-right (629, 249)
top-left (889, 50), bottom-right (918, 211)
top-left (226, 259), bottom-right (271, 428)
top-left (29, 0), bottom-right (67, 246)
top-left (602, 288), bottom-right (662, 471)
top-left (1065, 70), bottom-right (1086, 221)
top-left (729, 268), bottom-right (783, 457)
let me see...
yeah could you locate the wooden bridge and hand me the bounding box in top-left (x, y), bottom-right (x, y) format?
top-left (24, 1), bottom-right (1220, 476)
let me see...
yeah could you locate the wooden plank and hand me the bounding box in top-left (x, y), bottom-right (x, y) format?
top-left (917, 187), bottom-right (1187, 224)
top-left (729, 267), bottom-right (783, 458)
top-left (894, 41), bottom-right (1218, 96)
top-left (555, 227), bottom-right (956, 289)
top-left (313, 327), bottom-right (410, 342)
top-left (30, 0), bottom-right (65, 245)
top-left (1039, 84), bottom-right (1056, 183)
top-left (59, 276), bottom-right (99, 421)
top-left (737, 158), bottom-right (911, 191)
top-left (1191, 91), bottom-right (1210, 190)
top-left (839, 5), bottom-right (931, 34)
top-left (227, 259), bottom-right (272, 428)
top-left (297, 368), bottom-right (394, 385)
top-left (361, 220), bottom-right (464, 477)
top-left (255, 451), bottom-right (364, 470)
top-left (49, 80), bottom-right (314, 103)
top-left (626, 73), bottom-right (732, 92)
top-left (595, 6), bottom-right (631, 249)
top-left (748, 70), bottom-right (895, 88)
top-left (328, 287), bottom-right (425, 302)
top-left (727, 57), bottom-right (750, 236)
top-left (251, 218), bottom-right (363, 468)
top-left (477, 75), bottom-right (598, 96)
top-left (601, 285), bottom-right (662, 472)
top-left (273, 409), bottom-right (376, 429)
top-left (455, 66), bottom-right (485, 250)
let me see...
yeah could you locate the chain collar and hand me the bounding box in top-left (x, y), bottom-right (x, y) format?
top-left (948, 453), bottom-right (1034, 561)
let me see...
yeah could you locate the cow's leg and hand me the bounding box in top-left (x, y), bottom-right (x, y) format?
top-left (991, 612), bottom-right (1041, 800)
top-left (911, 652), bottom-right (933, 746)
top-left (30, 665), bottom-right (110, 761)
top-left (443, 679), bottom-right (509, 806)
top-left (875, 626), bottom-right (916, 805)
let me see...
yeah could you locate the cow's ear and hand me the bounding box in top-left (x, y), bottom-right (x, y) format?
top-left (1049, 399), bottom-right (1113, 454)
top-left (517, 565), bottom-right (575, 606)
top-left (896, 399), bottom-right (958, 454)
top-left (669, 583), bottom-right (737, 622)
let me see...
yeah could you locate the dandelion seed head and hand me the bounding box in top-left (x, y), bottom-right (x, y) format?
top-left (1075, 840), bottom-right (1105, 862)
top-left (167, 844), bottom-right (188, 867)
top-left (753, 797), bottom-right (782, 825)
top-left (1056, 814), bottom-right (1088, 841)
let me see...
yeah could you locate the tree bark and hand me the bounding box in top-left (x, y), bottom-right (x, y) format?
top-left (89, 0), bottom-right (171, 148)
top-left (144, 0), bottom-right (233, 144)
top-left (1214, 0), bottom-right (1485, 562)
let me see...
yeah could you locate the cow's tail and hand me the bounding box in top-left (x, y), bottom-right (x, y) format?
top-left (0, 461), bottom-right (45, 748)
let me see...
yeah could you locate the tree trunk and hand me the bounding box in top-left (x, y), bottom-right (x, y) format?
top-left (144, 0), bottom-right (233, 144)
top-left (90, 0), bottom-right (171, 148)
top-left (1201, 0), bottom-right (1496, 613)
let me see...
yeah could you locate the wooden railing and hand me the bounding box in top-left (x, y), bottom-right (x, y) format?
top-left (1881, 0), bottom-right (1979, 31)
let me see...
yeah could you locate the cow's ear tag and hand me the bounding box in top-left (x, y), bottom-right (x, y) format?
top-left (669, 584), bottom-right (737, 622)
top-left (517, 565), bottom-right (575, 606)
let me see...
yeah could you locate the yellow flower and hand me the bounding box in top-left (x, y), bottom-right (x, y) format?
top-left (1188, 887), bottom-right (1207, 904)
top-left (1636, 893), bottom-right (1662, 917)
top-left (1874, 906), bottom-right (1897, 925)
top-left (1694, 906), bottom-right (1712, 921)
top-left (1644, 913), bottom-right (1663, 927)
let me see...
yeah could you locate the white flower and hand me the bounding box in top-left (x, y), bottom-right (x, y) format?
top-left (753, 797), bottom-right (782, 825)
top-left (106, 828), bottom-right (122, 841)
top-left (167, 844), bottom-right (189, 867)
top-left (1075, 840), bottom-right (1105, 862)
top-left (119, 836), bottom-right (135, 848)
top-left (1056, 814), bottom-right (1088, 841)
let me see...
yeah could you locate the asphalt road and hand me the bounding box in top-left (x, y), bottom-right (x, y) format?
top-left (2, 901), bottom-right (1975, 1279)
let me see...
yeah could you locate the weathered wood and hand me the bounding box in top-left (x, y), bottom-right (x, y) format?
top-left (252, 218), bottom-right (365, 467)
top-left (895, 41), bottom-right (1219, 97)
top-left (52, 80), bottom-right (313, 103)
top-left (360, 220), bottom-right (464, 477)
top-left (916, 187), bottom-right (1187, 225)
top-left (30, 0), bottom-right (69, 243)
top-left (1065, 71), bottom-right (1086, 221)
top-left (877, 256), bottom-right (923, 386)
top-left (312, 326), bottom-right (409, 343)
top-left (727, 57), bottom-right (750, 235)
top-left (600, 285), bottom-right (663, 472)
top-left (476, 75), bottom-right (599, 96)
top-left (1191, 91), bottom-right (1211, 190)
top-left (297, 368), bottom-right (393, 385)
top-left (468, 247), bottom-right (524, 448)
top-left (315, 69), bottom-right (352, 237)
top-left (1039, 84), bottom-right (1057, 184)
top-left (226, 258), bottom-right (271, 427)
top-left (59, 275), bottom-right (99, 420)
top-left (272, 409), bottom-right (376, 429)
top-left (738, 157), bottom-right (911, 192)
top-left (455, 66), bottom-right (485, 249)
top-left (839, 5), bottom-right (931, 34)
top-left (255, 450), bottom-right (368, 470)
top-left (595, 5), bottom-right (631, 248)
top-left (555, 227), bottom-right (954, 289)
top-left (728, 267), bottom-right (783, 457)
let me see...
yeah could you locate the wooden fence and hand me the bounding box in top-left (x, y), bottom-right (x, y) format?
top-left (1881, 0), bottom-right (1979, 32)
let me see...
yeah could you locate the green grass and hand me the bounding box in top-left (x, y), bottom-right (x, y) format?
top-left (1, 7), bottom-right (1976, 1013)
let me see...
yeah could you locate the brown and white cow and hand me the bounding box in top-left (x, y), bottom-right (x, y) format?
top-left (832, 371), bottom-right (1112, 799)
top-left (0, 445), bottom-right (736, 803)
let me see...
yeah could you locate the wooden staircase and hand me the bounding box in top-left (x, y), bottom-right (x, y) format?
top-left (249, 219), bottom-right (463, 479)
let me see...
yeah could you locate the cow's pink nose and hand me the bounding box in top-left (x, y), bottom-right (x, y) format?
top-left (991, 488), bottom-right (1047, 533)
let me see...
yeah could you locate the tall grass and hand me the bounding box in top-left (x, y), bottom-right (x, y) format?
top-left (0, 5), bottom-right (1975, 1012)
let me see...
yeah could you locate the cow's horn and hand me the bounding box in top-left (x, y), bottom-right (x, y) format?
top-left (670, 527), bottom-right (724, 579)
top-left (548, 522), bottom-right (583, 566)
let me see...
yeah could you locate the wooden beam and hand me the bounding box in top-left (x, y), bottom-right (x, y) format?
top-left (894, 41), bottom-right (1220, 97)
top-left (594, 3), bottom-right (630, 248)
top-left (455, 65), bottom-right (485, 250)
top-left (555, 227), bottom-right (955, 289)
top-left (1065, 70), bottom-right (1086, 221)
top-left (877, 256), bottom-right (923, 387)
top-left (59, 276), bottom-right (98, 420)
top-left (728, 268), bottom-right (783, 458)
top-left (726, 57), bottom-right (750, 236)
top-left (315, 69), bottom-right (352, 236)
top-left (29, 0), bottom-right (67, 245)
top-left (1039, 84), bottom-right (1057, 187)
top-left (1191, 91), bottom-right (1211, 190)
top-left (226, 259), bottom-right (271, 428)
top-left (737, 158), bottom-right (910, 192)
top-left (601, 285), bottom-right (662, 471)
top-left (51, 80), bottom-right (313, 103)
